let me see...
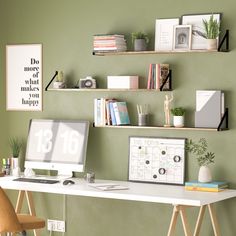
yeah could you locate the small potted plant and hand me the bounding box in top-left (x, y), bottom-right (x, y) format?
top-left (9, 137), bottom-right (22, 176)
top-left (53, 71), bottom-right (66, 89)
top-left (202, 14), bottom-right (220, 50)
top-left (131, 32), bottom-right (149, 51)
top-left (186, 138), bottom-right (215, 182)
top-left (170, 107), bottom-right (185, 127)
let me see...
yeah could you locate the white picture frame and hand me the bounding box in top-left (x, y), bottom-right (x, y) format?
top-left (128, 136), bottom-right (186, 185)
top-left (6, 44), bottom-right (43, 111)
top-left (173, 25), bottom-right (192, 51)
top-left (155, 18), bottom-right (180, 51)
top-left (181, 13), bottom-right (221, 50)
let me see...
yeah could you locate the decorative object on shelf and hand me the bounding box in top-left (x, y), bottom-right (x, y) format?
top-left (6, 44), bottom-right (42, 111)
top-left (137, 104), bottom-right (148, 126)
top-left (129, 137), bottom-right (186, 185)
top-left (186, 138), bottom-right (215, 183)
top-left (131, 32), bottom-right (149, 51)
top-left (202, 15), bottom-right (220, 50)
top-left (107, 76), bottom-right (139, 89)
top-left (164, 93), bottom-right (173, 127)
top-left (53, 71), bottom-right (66, 89)
top-left (9, 137), bottom-right (22, 176)
top-left (173, 25), bottom-right (192, 50)
top-left (84, 172), bottom-right (95, 183)
top-left (79, 76), bottom-right (96, 89)
top-left (181, 13), bottom-right (221, 50)
top-left (155, 18), bottom-right (180, 51)
top-left (171, 107), bottom-right (185, 127)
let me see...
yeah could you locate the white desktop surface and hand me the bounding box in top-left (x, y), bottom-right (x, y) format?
top-left (0, 176), bottom-right (236, 207)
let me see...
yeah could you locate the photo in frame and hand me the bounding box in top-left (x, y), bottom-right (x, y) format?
top-left (128, 136), bottom-right (186, 185)
top-left (155, 18), bottom-right (180, 51)
top-left (181, 13), bottom-right (221, 50)
top-left (6, 44), bottom-right (42, 111)
top-left (173, 25), bottom-right (192, 50)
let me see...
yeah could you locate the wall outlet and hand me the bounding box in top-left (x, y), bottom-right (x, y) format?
top-left (47, 219), bottom-right (66, 232)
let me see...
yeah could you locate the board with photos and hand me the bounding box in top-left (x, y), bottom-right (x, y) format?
top-left (128, 137), bottom-right (185, 185)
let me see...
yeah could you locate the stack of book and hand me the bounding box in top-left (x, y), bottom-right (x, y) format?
top-left (94, 98), bottom-right (130, 126)
top-left (147, 63), bottom-right (170, 90)
top-left (93, 34), bottom-right (127, 52)
top-left (185, 181), bottom-right (228, 192)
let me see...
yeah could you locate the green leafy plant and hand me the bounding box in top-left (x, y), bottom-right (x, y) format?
top-left (56, 71), bottom-right (64, 82)
top-left (171, 107), bottom-right (185, 116)
top-left (9, 137), bottom-right (22, 158)
top-left (186, 138), bottom-right (215, 166)
top-left (202, 15), bottom-right (220, 39)
top-left (131, 32), bottom-right (149, 44)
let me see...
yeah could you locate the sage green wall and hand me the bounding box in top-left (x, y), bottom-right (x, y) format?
top-left (1, 0), bottom-right (236, 235)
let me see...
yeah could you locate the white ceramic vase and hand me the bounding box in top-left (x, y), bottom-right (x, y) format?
top-left (173, 116), bottom-right (184, 127)
top-left (198, 165), bottom-right (212, 183)
top-left (11, 157), bottom-right (20, 177)
top-left (206, 39), bottom-right (217, 50)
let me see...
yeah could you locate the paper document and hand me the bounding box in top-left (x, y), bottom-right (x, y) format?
top-left (88, 183), bottom-right (129, 191)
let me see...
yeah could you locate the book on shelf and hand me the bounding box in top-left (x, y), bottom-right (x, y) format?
top-left (94, 98), bottom-right (130, 126)
top-left (147, 63), bottom-right (170, 90)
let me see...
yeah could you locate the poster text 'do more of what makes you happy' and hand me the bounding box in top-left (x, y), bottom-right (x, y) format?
top-left (6, 44), bottom-right (42, 111)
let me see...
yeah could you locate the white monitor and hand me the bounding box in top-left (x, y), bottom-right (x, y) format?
top-left (25, 119), bottom-right (89, 178)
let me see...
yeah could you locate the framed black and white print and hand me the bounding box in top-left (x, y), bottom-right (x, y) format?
top-left (181, 13), bottom-right (221, 50)
top-left (173, 25), bottom-right (192, 50)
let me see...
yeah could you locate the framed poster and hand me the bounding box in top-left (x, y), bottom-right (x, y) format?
top-left (6, 44), bottom-right (42, 111)
top-left (155, 18), bottom-right (180, 51)
top-left (128, 136), bottom-right (186, 185)
top-left (181, 13), bottom-right (221, 50)
top-left (173, 25), bottom-right (192, 50)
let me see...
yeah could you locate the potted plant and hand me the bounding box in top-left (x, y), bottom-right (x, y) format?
top-left (186, 138), bottom-right (215, 182)
top-left (9, 137), bottom-right (22, 176)
top-left (170, 107), bottom-right (185, 127)
top-left (202, 15), bottom-right (220, 50)
top-left (131, 32), bottom-right (149, 51)
top-left (53, 71), bottom-right (66, 89)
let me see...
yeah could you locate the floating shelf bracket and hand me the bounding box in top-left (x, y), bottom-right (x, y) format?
top-left (217, 108), bottom-right (228, 131)
top-left (160, 70), bottom-right (172, 91)
top-left (45, 71), bottom-right (58, 91)
top-left (218, 30), bottom-right (229, 52)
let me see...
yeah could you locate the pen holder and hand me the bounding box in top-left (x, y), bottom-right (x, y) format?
top-left (84, 172), bottom-right (95, 183)
top-left (138, 114), bottom-right (148, 126)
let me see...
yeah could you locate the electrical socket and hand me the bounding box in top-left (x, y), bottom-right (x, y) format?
top-left (47, 219), bottom-right (66, 232)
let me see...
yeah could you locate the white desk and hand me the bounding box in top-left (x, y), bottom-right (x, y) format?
top-left (0, 176), bottom-right (236, 236)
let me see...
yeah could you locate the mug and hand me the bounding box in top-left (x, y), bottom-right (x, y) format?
top-left (84, 172), bottom-right (95, 183)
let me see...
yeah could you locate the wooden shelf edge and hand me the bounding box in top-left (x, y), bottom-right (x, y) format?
top-left (93, 125), bottom-right (228, 131)
top-left (92, 49), bottom-right (226, 56)
top-left (46, 88), bottom-right (172, 92)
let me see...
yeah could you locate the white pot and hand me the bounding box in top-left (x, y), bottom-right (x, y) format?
top-left (11, 157), bottom-right (20, 176)
top-left (173, 116), bottom-right (184, 127)
top-left (198, 166), bottom-right (212, 183)
top-left (206, 39), bottom-right (217, 50)
top-left (53, 81), bottom-right (65, 89)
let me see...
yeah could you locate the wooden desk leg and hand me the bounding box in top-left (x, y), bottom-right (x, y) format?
top-left (193, 205), bottom-right (206, 236)
top-left (208, 204), bottom-right (221, 236)
top-left (15, 190), bottom-right (40, 236)
top-left (167, 205), bottom-right (192, 236)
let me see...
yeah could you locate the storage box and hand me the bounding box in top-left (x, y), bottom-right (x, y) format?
top-left (107, 76), bottom-right (139, 89)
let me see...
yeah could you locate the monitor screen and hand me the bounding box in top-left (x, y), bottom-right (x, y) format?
top-left (25, 119), bottom-right (89, 175)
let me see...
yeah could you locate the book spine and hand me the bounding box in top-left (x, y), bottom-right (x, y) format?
top-left (147, 64), bottom-right (152, 89)
top-left (185, 182), bottom-right (228, 188)
top-left (109, 102), bottom-right (117, 125)
top-left (185, 186), bottom-right (225, 192)
top-left (112, 102), bottom-right (121, 125)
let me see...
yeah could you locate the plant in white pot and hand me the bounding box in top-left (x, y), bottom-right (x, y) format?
top-left (131, 32), bottom-right (149, 51)
top-left (53, 71), bottom-right (66, 89)
top-left (171, 107), bottom-right (185, 127)
top-left (186, 138), bottom-right (215, 183)
top-left (202, 15), bottom-right (220, 50)
top-left (9, 137), bottom-right (22, 176)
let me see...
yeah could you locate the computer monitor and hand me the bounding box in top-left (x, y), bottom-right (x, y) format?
top-left (25, 119), bottom-right (89, 178)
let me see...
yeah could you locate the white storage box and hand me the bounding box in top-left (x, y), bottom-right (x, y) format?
top-left (107, 76), bottom-right (139, 89)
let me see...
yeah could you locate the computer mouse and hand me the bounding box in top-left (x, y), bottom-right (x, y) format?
top-left (63, 180), bottom-right (75, 185)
